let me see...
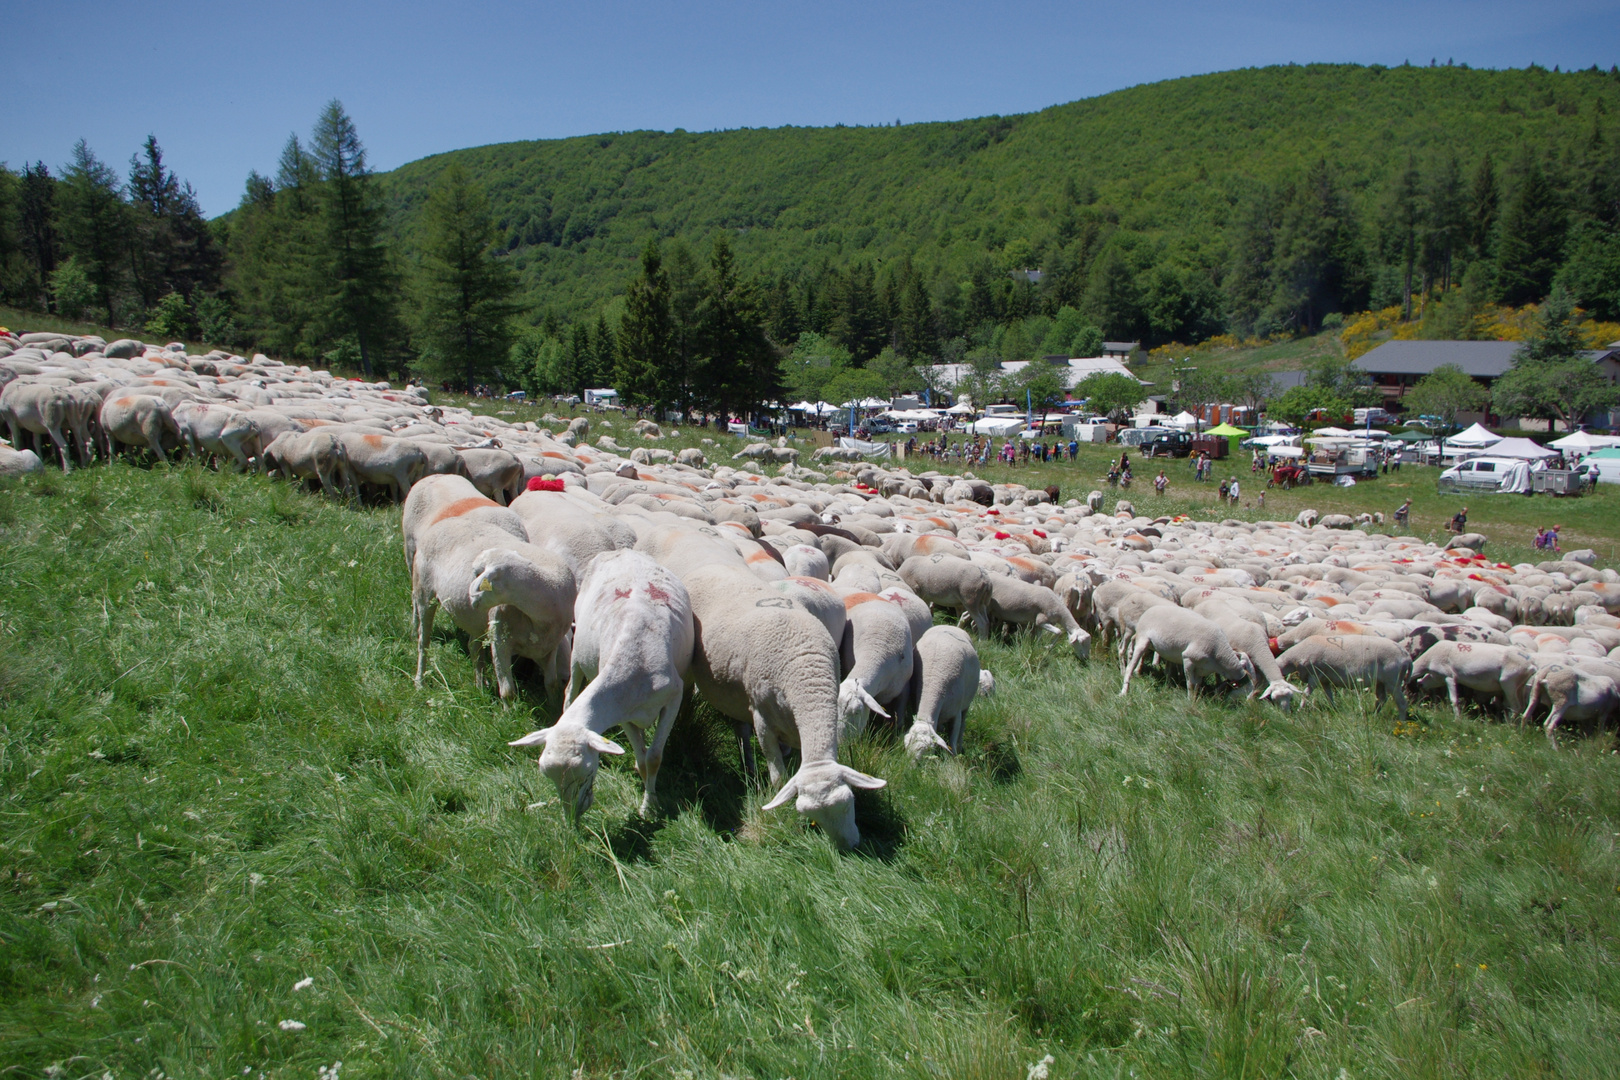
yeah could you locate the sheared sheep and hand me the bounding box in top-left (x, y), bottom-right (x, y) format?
top-left (1276, 634), bottom-right (1411, 721)
top-left (904, 625), bottom-right (982, 760)
top-left (898, 553), bottom-right (992, 637)
top-left (509, 551), bottom-right (694, 819)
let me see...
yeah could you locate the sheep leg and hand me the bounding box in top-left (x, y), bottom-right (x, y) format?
top-left (1182, 657), bottom-right (1199, 701)
top-left (753, 709), bottom-right (787, 788)
top-left (488, 608), bottom-right (516, 702)
top-left (413, 587), bottom-right (437, 690)
top-left (140, 415), bottom-right (168, 463)
top-left (563, 661), bottom-right (588, 711)
top-left (44, 424), bottom-right (73, 473)
top-left (1446, 676), bottom-right (1462, 720)
top-left (949, 709), bottom-right (965, 755)
top-left (735, 723), bottom-right (758, 784)
top-left (1120, 636), bottom-right (1150, 697)
top-left (1392, 678), bottom-right (1409, 723)
top-left (542, 636), bottom-right (571, 708)
top-left (1544, 702), bottom-right (1566, 747)
top-left (637, 689), bottom-right (682, 816)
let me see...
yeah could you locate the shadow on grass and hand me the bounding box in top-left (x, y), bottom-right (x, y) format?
top-left (604, 811), bottom-right (670, 863)
top-left (656, 697), bottom-right (750, 836)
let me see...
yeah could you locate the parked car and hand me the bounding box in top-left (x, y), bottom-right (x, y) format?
top-left (1142, 430), bottom-right (1193, 457)
top-left (1438, 456), bottom-right (1530, 493)
top-left (895, 421), bottom-right (920, 434)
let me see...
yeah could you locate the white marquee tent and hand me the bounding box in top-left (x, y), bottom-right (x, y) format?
top-left (1447, 422), bottom-right (1502, 447)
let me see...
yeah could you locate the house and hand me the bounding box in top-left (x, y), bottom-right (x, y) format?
top-left (1351, 340), bottom-right (1620, 404)
top-left (1102, 341), bottom-right (1140, 358)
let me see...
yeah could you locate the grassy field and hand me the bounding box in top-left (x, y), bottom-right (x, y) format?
top-left (3, 451), bottom-right (1620, 1079)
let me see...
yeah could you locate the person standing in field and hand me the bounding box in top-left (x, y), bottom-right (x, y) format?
top-left (1394, 498), bottom-right (1412, 529)
top-left (1154, 469), bottom-right (1168, 495)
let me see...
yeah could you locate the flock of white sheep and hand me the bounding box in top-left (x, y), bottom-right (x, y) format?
top-left (6, 329), bottom-right (1620, 850)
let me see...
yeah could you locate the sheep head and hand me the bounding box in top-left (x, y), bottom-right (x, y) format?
top-left (1256, 680), bottom-right (1302, 710)
top-left (762, 761), bottom-right (886, 850)
top-left (903, 723), bottom-right (952, 763)
top-left (468, 548), bottom-right (542, 612)
top-left (837, 677), bottom-right (889, 737)
top-left (508, 725), bottom-right (625, 823)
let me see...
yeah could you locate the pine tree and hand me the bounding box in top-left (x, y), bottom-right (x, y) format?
top-left (1494, 149), bottom-right (1567, 306)
top-left (56, 140), bottom-right (130, 324)
top-left (17, 163), bottom-right (58, 310)
top-left (1381, 155), bottom-right (1423, 319)
top-left (1468, 154), bottom-right (1500, 259)
top-left (1267, 159), bottom-right (1366, 331)
top-left (410, 164), bottom-right (521, 390)
top-left (591, 312), bottom-right (619, 394)
top-left (617, 237), bottom-right (675, 413)
top-left (1224, 186), bottom-right (1278, 336)
top-left (309, 101), bottom-right (399, 377)
top-left (126, 136), bottom-right (223, 309)
top-left (1422, 154), bottom-right (1467, 292)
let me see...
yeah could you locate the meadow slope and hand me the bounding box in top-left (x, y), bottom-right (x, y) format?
top-left (1, 459), bottom-right (1619, 1079)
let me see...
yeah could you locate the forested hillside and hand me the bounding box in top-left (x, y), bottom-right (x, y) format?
top-left (5, 62), bottom-right (1620, 406)
top-left (377, 62), bottom-right (1620, 335)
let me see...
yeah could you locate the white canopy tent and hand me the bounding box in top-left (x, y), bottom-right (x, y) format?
top-left (1447, 422), bottom-right (1501, 447)
top-left (1311, 426), bottom-right (1352, 437)
top-left (1549, 430), bottom-right (1620, 451)
top-left (1166, 411), bottom-right (1200, 429)
top-left (1474, 436), bottom-right (1558, 460)
top-left (943, 402), bottom-right (976, 415)
top-left (970, 417), bottom-right (1026, 436)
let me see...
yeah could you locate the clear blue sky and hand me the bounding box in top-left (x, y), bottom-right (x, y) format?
top-left (5, 0), bottom-right (1618, 216)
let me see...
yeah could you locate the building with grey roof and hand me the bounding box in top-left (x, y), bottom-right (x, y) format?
top-left (1353, 339), bottom-right (1620, 405)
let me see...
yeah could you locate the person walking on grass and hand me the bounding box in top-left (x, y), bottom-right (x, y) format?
top-left (1228, 477), bottom-right (1241, 506)
top-left (1154, 469), bottom-right (1168, 495)
top-left (1394, 498), bottom-right (1412, 530)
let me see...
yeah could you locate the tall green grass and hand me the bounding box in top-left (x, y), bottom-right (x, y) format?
top-left (2, 463), bottom-right (1618, 1079)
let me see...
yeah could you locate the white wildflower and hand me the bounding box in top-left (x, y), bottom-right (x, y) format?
top-left (1027, 1054), bottom-right (1055, 1080)
top-left (294, 977), bottom-right (314, 991)
top-left (278, 1019), bottom-right (306, 1032)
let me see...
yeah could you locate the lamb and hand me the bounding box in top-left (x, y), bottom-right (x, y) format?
top-left (732, 442), bottom-right (771, 460)
top-left (1276, 634), bottom-right (1413, 721)
top-left (508, 551), bottom-right (694, 819)
top-left (682, 563), bottom-right (886, 849)
top-left (1295, 509), bottom-right (1319, 528)
top-left (1521, 664), bottom-right (1620, 744)
top-left (903, 625), bottom-right (982, 760)
top-left (1410, 641), bottom-right (1537, 719)
top-left (898, 553), bottom-right (993, 637)
top-left (984, 573), bottom-right (1091, 660)
top-left (411, 516), bottom-right (576, 700)
top-left (1120, 606), bottom-right (1255, 699)
top-left (676, 447), bottom-right (706, 467)
top-left (1319, 513), bottom-right (1355, 530)
top-left (1087, 490), bottom-right (1104, 514)
top-left (837, 592), bottom-right (915, 736)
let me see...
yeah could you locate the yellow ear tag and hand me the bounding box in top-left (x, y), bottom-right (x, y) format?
top-left (478, 578), bottom-right (494, 593)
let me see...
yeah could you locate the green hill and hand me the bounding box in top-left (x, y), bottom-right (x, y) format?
top-left (376, 62), bottom-right (1620, 331)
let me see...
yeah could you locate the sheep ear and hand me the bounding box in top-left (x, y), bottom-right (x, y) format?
top-left (508, 727), bottom-right (552, 748)
top-left (761, 778), bottom-right (799, 811)
top-left (1040, 622), bottom-right (1064, 636)
top-left (861, 687), bottom-right (890, 718)
top-left (839, 766), bottom-right (887, 791)
top-left (586, 731), bottom-right (625, 756)
top-left (932, 732), bottom-right (951, 752)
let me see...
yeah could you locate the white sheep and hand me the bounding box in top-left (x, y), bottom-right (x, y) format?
top-left (509, 551), bottom-right (694, 819)
top-left (682, 563), bottom-right (886, 849)
top-left (904, 625), bottom-right (982, 760)
top-left (1119, 606), bottom-right (1255, 700)
top-left (838, 592), bottom-right (915, 736)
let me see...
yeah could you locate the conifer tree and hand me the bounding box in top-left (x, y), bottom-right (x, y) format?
top-left (410, 164), bottom-right (520, 390)
top-left (617, 237), bottom-right (675, 414)
top-left (17, 163), bottom-right (58, 310)
top-left (310, 100), bottom-right (399, 377)
top-left (1494, 149), bottom-right (1567, 306)
top-left (56, 140), bottom-right (129, 324)
top-left (1468, 154), bottom-right (1499, 259)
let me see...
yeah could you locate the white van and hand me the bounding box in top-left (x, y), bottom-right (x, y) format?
top-left (1576, 456), bottom-right (1620, 484)
top-left (1438, 456), bottom-right (1530, 493)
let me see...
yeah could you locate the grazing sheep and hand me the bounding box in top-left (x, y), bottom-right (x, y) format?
top-left (1410, 641), bottom-right (1537, 719)
top-left (509, 551), bottom-right (695, 819)
top-left (1295, 509), bottom-right (1319, 528)
top-left (0, 381), bottom-right (77, 470)
top-left (334, 431), bottom-right (428, 502)
top-left (411, 517), bottom-right (576, 700)
top-left (838, 592), bottom-right (915, 736)
top-left (458, 446), bottom-right (524, 504)
top-left (682, 564), bottom-right (885, 850)
top-left (904, 625), bottom-right (982, 760)
top-left (676, 447), bottom-right (706, 467)
top-left (173, 402), bottom-right (259, 471)
top-left (898, 553), bottom-right (993, 637)
top-left (1120, 606), bottom-right (1255, 700)
top-left (1204, 610), bottom-right (1301, 708)
top-left (732, 442), bottom-right (771, 460)
top-left (402, 473), bottom-right (527, 570)
top-left (1521, 664), bottom-right (1620, 744)
top-left (99, 392), bottom-right (181, 463)
top-left (1087, 490), bottom-right (1104, 514)
top-left (262, 429), bottom-right (348, 497)
top-left (1277, 634), bottom-right (1412, 721)
top-left (768, 576), bottom-right (848, 650)
top-left (782, 543), bottom-right (830, 580)
top-left (984, 573), bottom-right (1092, 660)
